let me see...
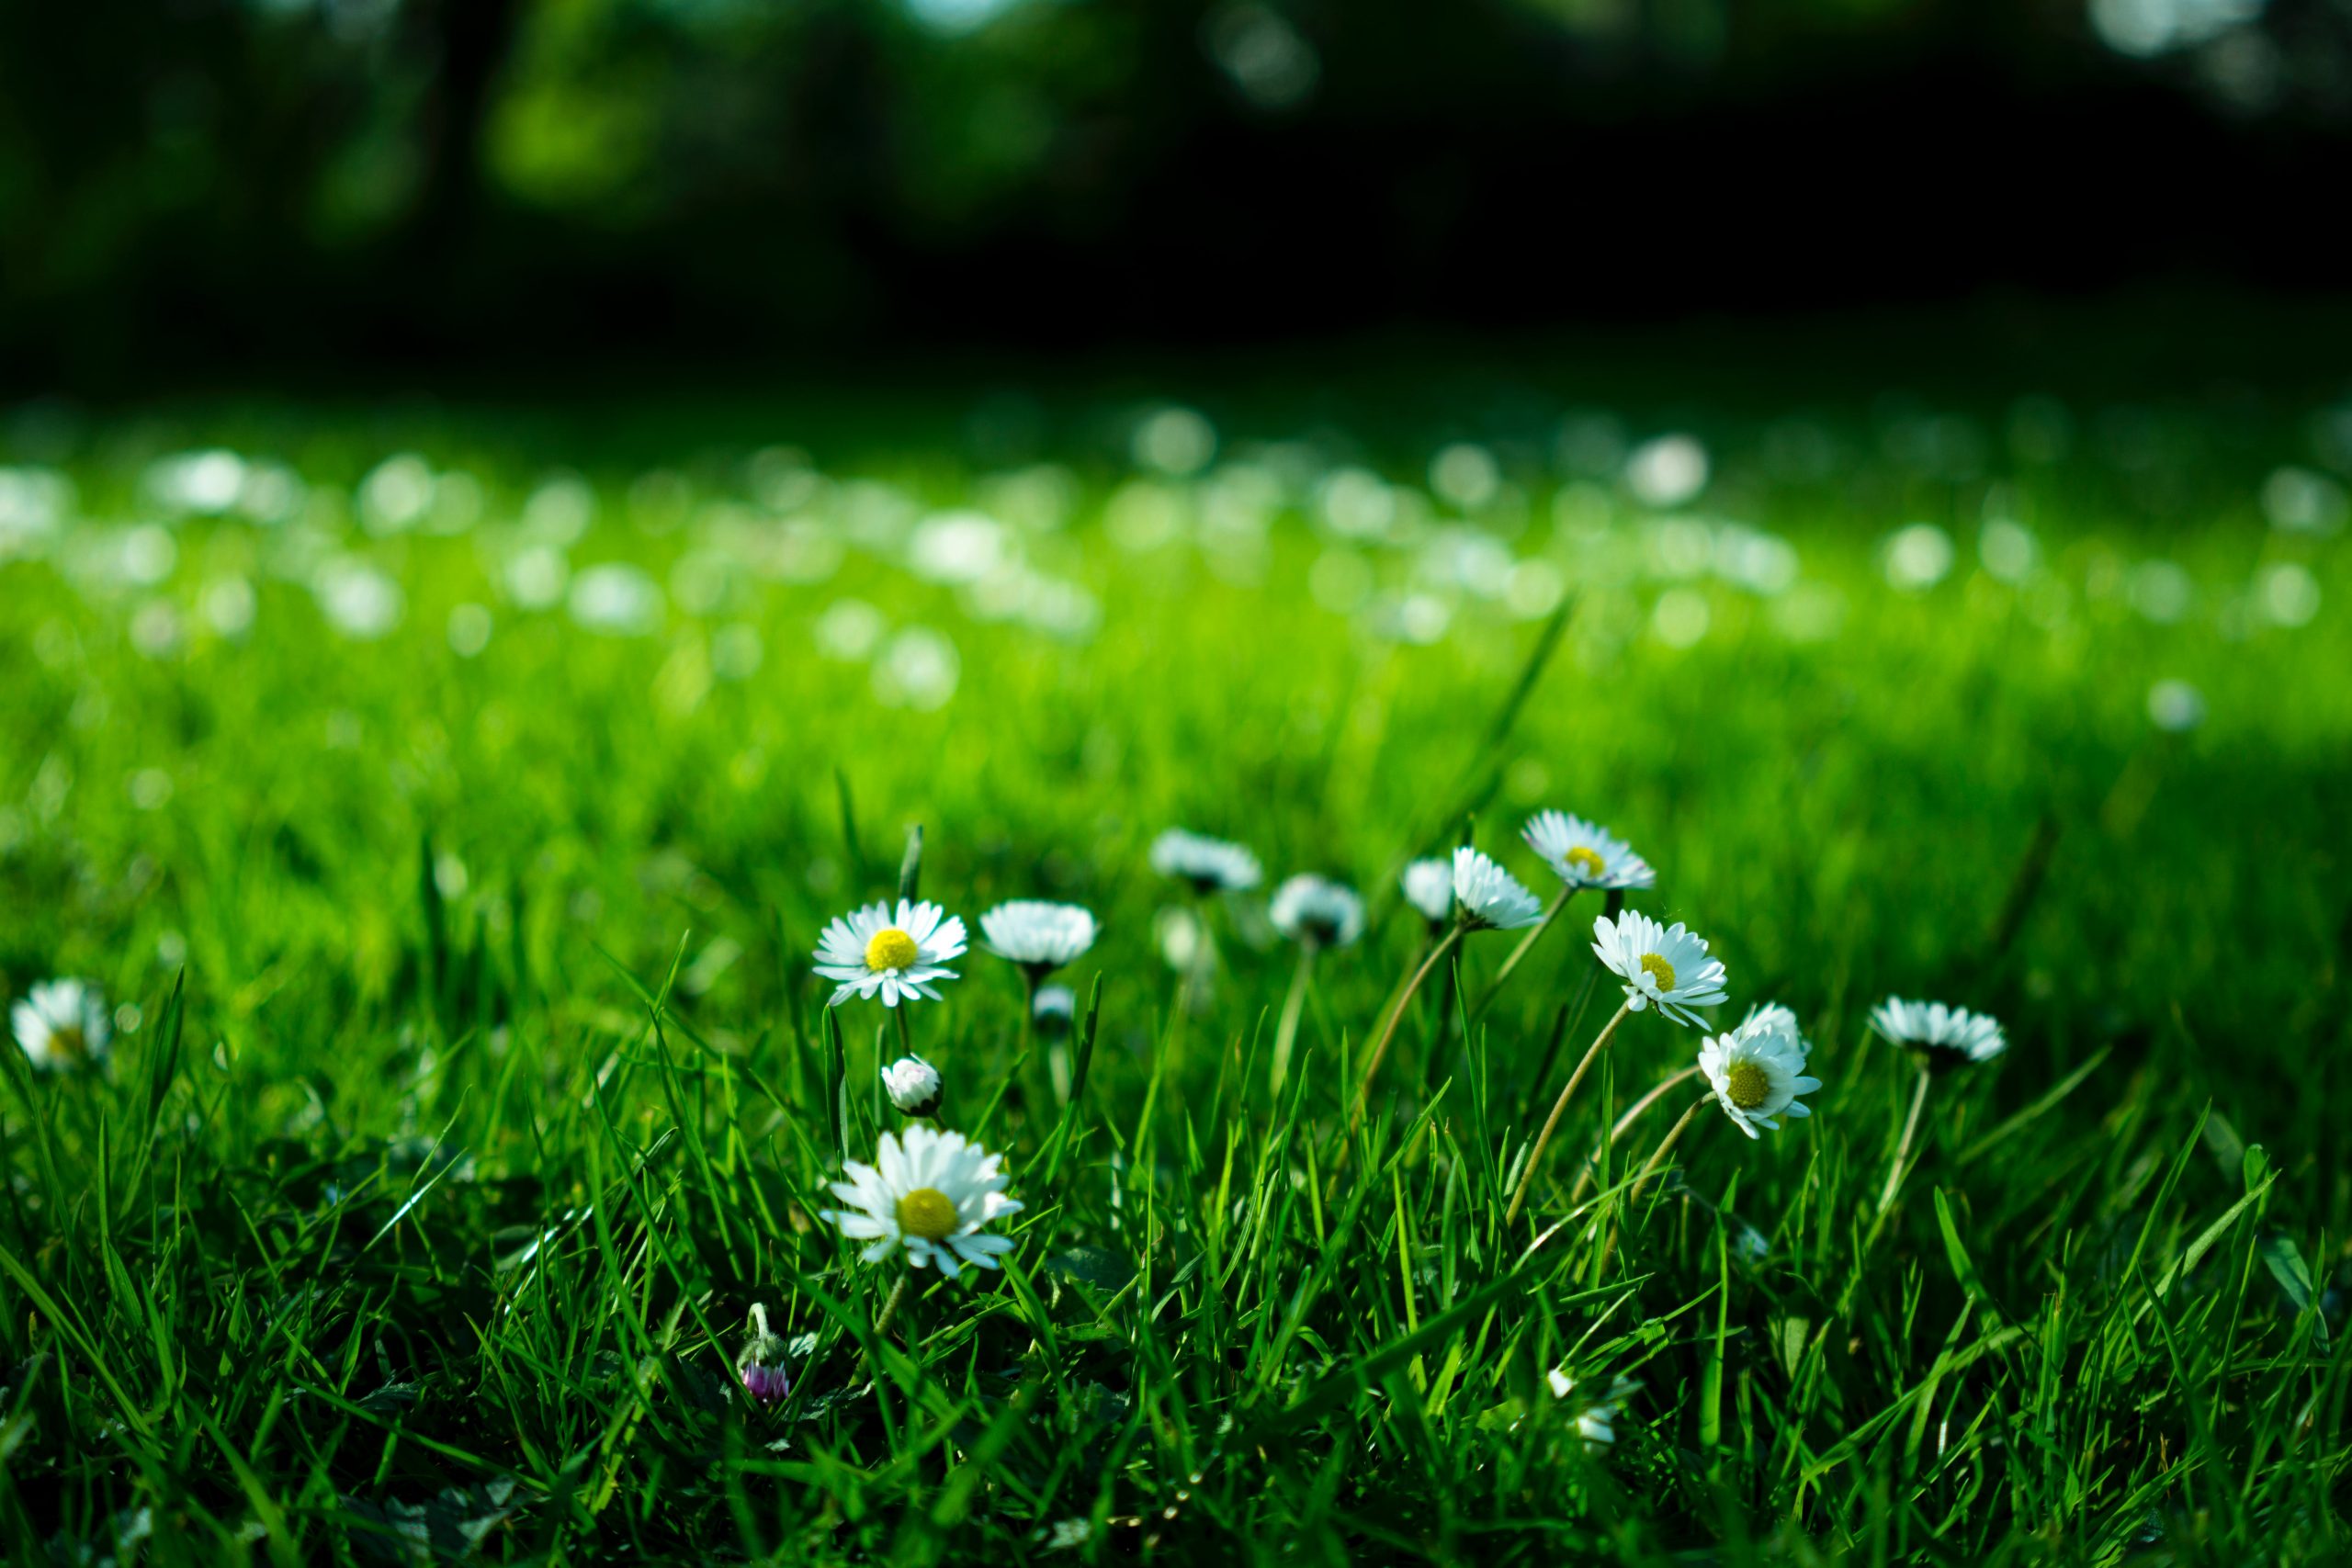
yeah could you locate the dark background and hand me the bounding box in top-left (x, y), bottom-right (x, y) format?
top-left (5, 0), bottom-right (2348, 389)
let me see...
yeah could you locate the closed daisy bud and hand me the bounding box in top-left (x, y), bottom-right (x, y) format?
top-left (979, 900), bottom-right (1098, 978)
top-left (1522, 811), bottom-right (1656, 892)
top-left (1589, 911), bottom-right (1729, 1027)
top-left (882, 1054), bottom-right (943, 1117)
top-left (820, 1123), bottom-right (1023, 1279)
top-left (1399, 857), bottom-right (1454, 929)
top-left (12, 978), bottom-right (112, 1073)
top-left (1870, 997), bottom-right (2006, 1067)
top-left (738, 1303), bottom-right (790, 1404)
top-left (1269, 874), bottom-right (1366, 948)
top-left (812, 899), bottom-right (967, 1009)
top-left (1149, 829), bottom-right (1262, 894)
top-left (1699, 1005), bottom-right (1822, 1137)
top-left (1450, 847), bottom-right (1544, 931)
top-left (1033, 983), bottom-right (1078, 1037)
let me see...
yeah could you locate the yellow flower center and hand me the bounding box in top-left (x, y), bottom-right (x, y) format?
top-left (1638, 953), bottom-right (1676, 991)
top-left (51, 1024), bottom-right (88, 1062)
top-left (896, 1187), bottom-right (959, 1242)
top-left (865, 928), bottom-right (921, 972)
top-left (1725, 1060), bottom-right (1771, 1110)
top-left (1566, 846), bottom-right (1605, 879)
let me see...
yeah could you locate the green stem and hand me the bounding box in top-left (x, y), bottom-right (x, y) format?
top-left (1505, 999), bottom-right (1633, 1225)
top-left (1272, 942), bottom-right (1318, 1099)
top-left (1570, 1064), bottom-right (1702, 1204)
top-left (1625, 1095), bottom-right (1708, 1206)
top-left (1473, 886), bottom-right (1577, 1021)
top-left (1351, 923), bottom-right (1464, 1128)
top-left (1874, 1065), bottom-right (1935, 1219)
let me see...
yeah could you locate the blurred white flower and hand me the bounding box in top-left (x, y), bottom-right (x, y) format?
top-left (1269, 874), bottom-right (1365, 948)
top-left (1624, 434), bottom-right (1709, 508)
top-left (1400, 858), bottom-right (1454, 926)
top-left (1522, 811), bottom-right (1655, 892)
top-left (1871, 997), bottom-right (2006, 1065)
top-left (980, 901), bottom-right (1099, 976)
top-left (13, 978), bottom-right (111, 1072)
top-left (1151, 829), bottom-right (1261, 894)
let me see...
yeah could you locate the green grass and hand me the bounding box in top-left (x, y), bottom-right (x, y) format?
top-left (2, 382), bottom-right (2349, 1564)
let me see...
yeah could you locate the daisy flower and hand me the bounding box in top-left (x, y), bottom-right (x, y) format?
top-left (1451, 847), bottom-right (1544, 931)
top-left (812, 899), bottom-right (967, 1008)
top-left (1871, 997), bottom-right (2007, 1066)
top-left (12, 978), bottom-right (111, 1072)
top-left (979, 899), bottom-right (1097, 977)
top-left (1590, 911), bottom-right (1728, 1026)
top-left (1149, 829), bottom-right (1262, 894)
top-left (738, 1303), bottom-right (790, 1404)
top-left (820, 1123), bottom-right (1023, 1278)
top-left (1545, 1371), bottom-right (1639, 1451)
top-left (882, 1054), bottom-right (943, 1117)
top-left (1269, 875), bottom-right (1366, 948)
top-left (1400, 857), bottom-right (1454, 927)
top-left (1699, 1006), bottom-right (1822, 1138)
top-left (1522, 811), bottom-right (1656, 892)
top-left (1033, 983), bottom-right (1077, 1036)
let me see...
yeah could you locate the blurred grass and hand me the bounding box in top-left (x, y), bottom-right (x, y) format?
top-left (1, 380), bottom-right (2348, 1562)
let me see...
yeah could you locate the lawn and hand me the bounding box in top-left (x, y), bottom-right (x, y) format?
top-left (3, 370), bottom-right (2348, 1563)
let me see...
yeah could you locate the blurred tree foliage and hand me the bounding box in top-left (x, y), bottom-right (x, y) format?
top-left (1, 0), bottom-right (2346, 383)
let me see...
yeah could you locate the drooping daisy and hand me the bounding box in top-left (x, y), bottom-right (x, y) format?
top-left (1699, 1006), bottom-right (1821, 1137)
top-left (1740, 1000), bottom-right (1798, 1035)
top-left (1590, 911), bottom-right (1728, 1026)
top-left (1545, 1370), bottom-right (1639, 1451)
top-left (1269, 874), bottom-right (1366, 948)
top-left (738, 1303), bottom-right (790, 1404)
top-left (1149, 829), bottom-right (1262, 894)
top-left (1033, 983), bottom-right (1078, 1036)
top-left (882, 1054), bottom-right (943, 1117)
top-left (812, 899), bottom-right (967, 1008)
top-left (1522, 811), bottom-right (1656, 892)
top-left (1452, 846), bottom-right (1544, 931)
top-left (1400, 857), bottom-right (1454, 927)
top-left (1871, 997), bottom-right (2007, 1066)
top-left (979, 900), bottom-right (1098, 977)
top-left (820, 1123), bottom-right (1023, 1278)
top-left (12, 978), bottom-right (112, 1072)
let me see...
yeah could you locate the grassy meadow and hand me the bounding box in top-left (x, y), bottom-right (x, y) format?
top-left (2, 374), bottom-right (2349, 1564)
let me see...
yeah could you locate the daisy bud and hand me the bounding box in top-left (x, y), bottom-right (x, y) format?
top-left (882, 1054), bottom-right (944, 1118)
top-left (738, 1303), bottom-right (790, 1404)
top-left (1033, 983), bottom-right (1077, 1038)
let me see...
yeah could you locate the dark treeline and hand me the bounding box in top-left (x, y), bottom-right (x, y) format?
top-left (3, 0), bottom-right (2349, 388)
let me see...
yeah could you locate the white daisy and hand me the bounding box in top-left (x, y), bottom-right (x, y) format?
top-left (979, 900), bottom-right (1098, 976)
top-left (882, 1054), bottom-right (943, 1117)
top-left (1522, 811), bottom-right (1656, 892)
top-left (1699, 1006), bottom-right (1822, 1138)
top-left (1400, 857), bottom-right (1454, 926)
top-left (1034, 983), bottom-right (1078, 1035)
top-left (820, 1123), bottom-right (1023, 1278)
top-left (1452, 846), bottom-right (1544, 931)
top-left (1870, 997), bottom-right (2007, 1065)
top-left (1149, 829), bottom-right (1262, 894)
top-left (812, 899), bottom-right (967, 1008)
top-left (12, 978), bottom-right (111, 1072)
top-left (1589, 911), bottom-right (1729, 1026)
top-left (1269, 874), bottom-right (1366, 948)
top-left (1545, 1371), bottom-right (1638, 1451)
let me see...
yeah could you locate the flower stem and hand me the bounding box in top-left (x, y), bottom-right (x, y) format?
top-left (1569, 1064), bottom-right (1702, 1204)
top-left (892, 1004), bottom-right (914, 1062)
top-left (1473, 886), bottom-right (1577, 1021)
top-left (1624, 1095), bottom-right (1708, 1206)
top-left (1351, 922), bottom-right (1464, 1128)
top-left (1272, 942), bottom-right (1318, 1099)
top-left (862, 1271), bottom-right (915, 1382)
top-left (1874, 1064), bottom-right (1934, 1218)
top-left (1504, 999), bottom-right (1632, 1225)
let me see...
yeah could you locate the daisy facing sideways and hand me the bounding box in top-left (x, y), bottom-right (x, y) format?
top-left (813, 899), bottom-right (967, 1008)
top-left (1451, 846), bottom-right (1544, 931)
top-left (1870, 997), bottom-right (2007, 1066)
top-left (1699, 1006), bottom-right (1822, 1138)
top-left (820, 1123), bottom-right (1023, 1278)
top-left (1149, 829), bottom-right (1262, 894)
top-left (1400, 857), bottom-right (1454, 928)
top-left (1522, 811), bottom-right (1656, 892)
top-left (1270, 874), bottom-right (1367, 948)
top-left (979, 900), bottom-right (1098, 977)
top-left (12, 978), bottom-right (111, 1072)
top-left (1590, 911), bottom-right (1729, 1027)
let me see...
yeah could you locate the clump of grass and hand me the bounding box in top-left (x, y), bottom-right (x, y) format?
top-left (2, 395), bottom-right (2347, 1563)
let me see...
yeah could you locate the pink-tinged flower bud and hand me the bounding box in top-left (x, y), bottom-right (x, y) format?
top-left (738, 1303), bottom-right (789, 1405)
